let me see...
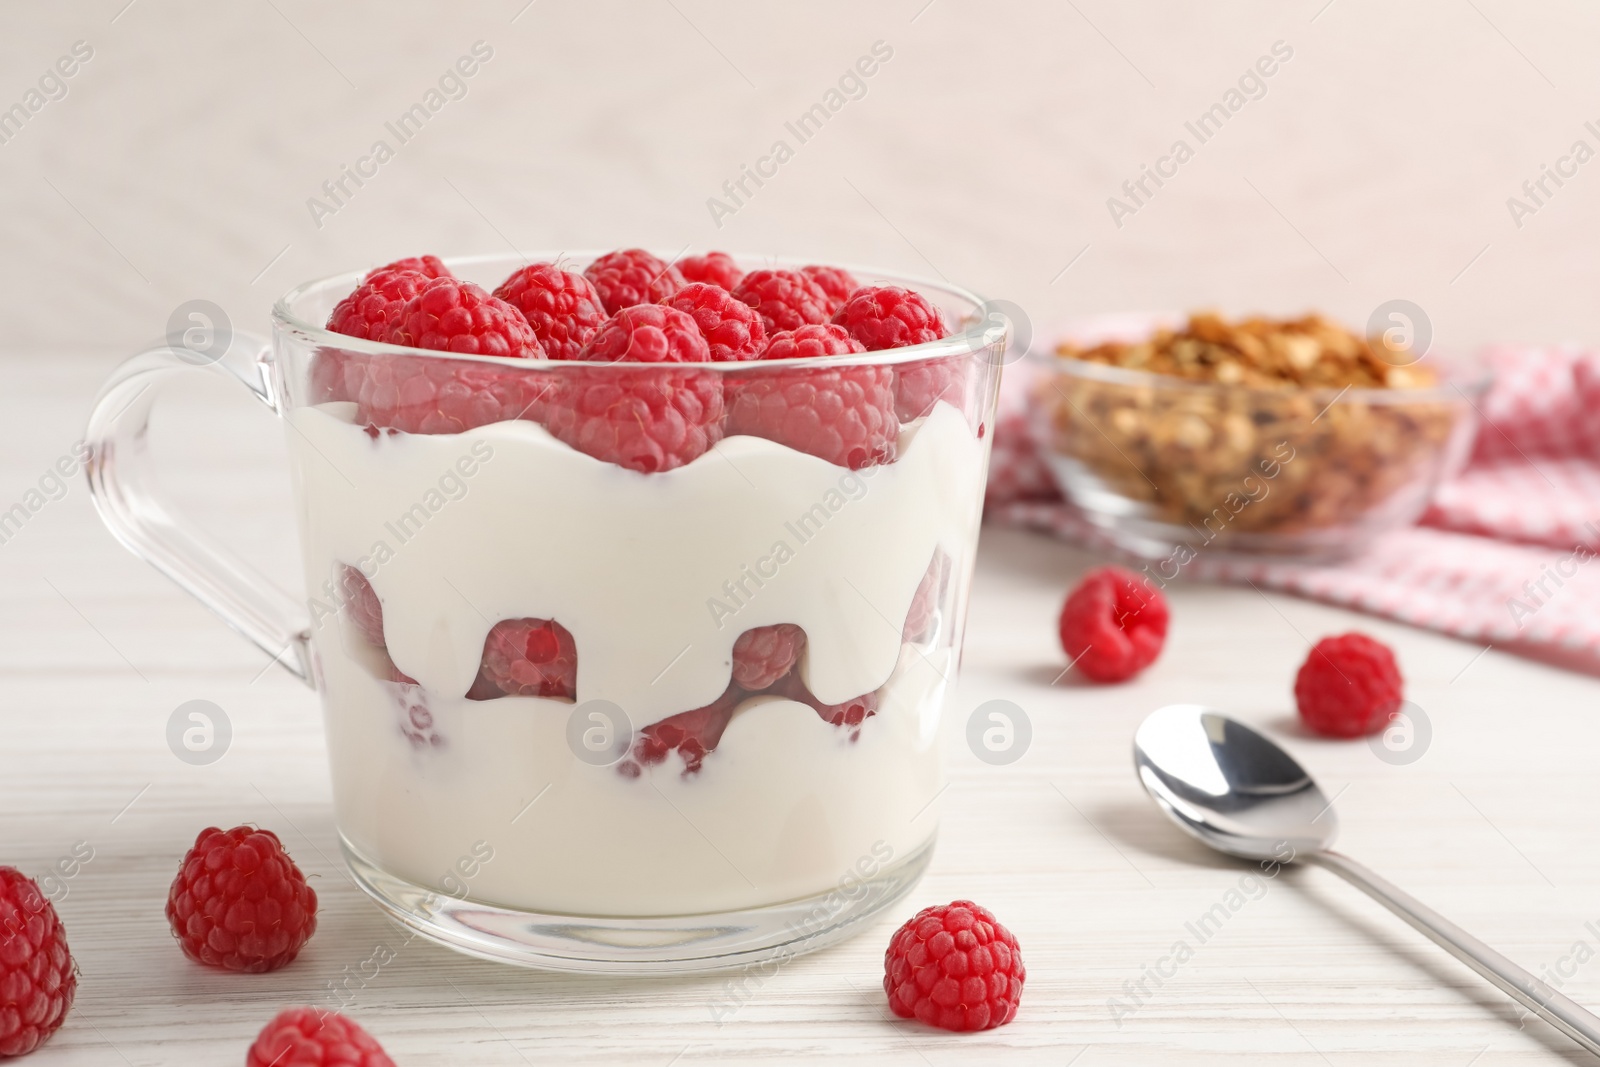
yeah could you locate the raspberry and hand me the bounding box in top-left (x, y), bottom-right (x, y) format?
top-left (392, 680), bottom-right (442, 747)
top-left (775, 672), bottom-right (878, 734)
top-left (584, 248), bottom-right (686, 314)
top-left (732, 269), bottom-right (833, 333)
top-left (759, 322), bottom-right (864, 362)
top-left (247, 1007), bottom-right (395, 1067)
top-left (166, 826), bottom-right (317, 973)
top-left (626, 685), bottom-right (741, 776)
top-left (327, 268), bottom-right (433, 345)
top-left (581, 304), bottom-right (711, 364)
top-left (1057, 566), bottom-right (1168, 683)
top-left (0, 867), bottom-right (75, 1058)
top-left (731, 623), bottom-right (805, 690)
top-left (470, 618), bottom-right (578, 701)
top-left (726, 335), bottom-right (896, 468)
top-left (678, 251), bottom-right (744, 291)
top-left (883, 900), bottom-right (1025, 1032)
top-left (800, 264), bottom-right (860, 312)
top-left (356, 354), bottom-right (554, 434)
top-left (385, 277), bottom-right (542, 358)
top-left (366, 255), bottom-right (451, 281)
top-left (831, 285), bottom-right (947, 351)
top-left (547, 365), bottom-right (723, 472)
top-left (894, 355), bottom-right (969, 422)
top-left (662, 283), bottom-right (767, 362)
top-left (338, 565), bottom-right (384, 647)
top-left (1294, 633), bottom-right (1404, 738)
top-left (492, 263), bottom-right (607, 361)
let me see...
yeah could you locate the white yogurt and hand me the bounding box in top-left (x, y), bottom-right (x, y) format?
top-left (286, 402), bottom-right (985, 916)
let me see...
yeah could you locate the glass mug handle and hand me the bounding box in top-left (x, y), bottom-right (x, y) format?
top-left (83, 333), bottom-right (315, 685)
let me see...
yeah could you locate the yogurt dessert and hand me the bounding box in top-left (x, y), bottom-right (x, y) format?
top-left (284, 251), bottom-right (996, 930)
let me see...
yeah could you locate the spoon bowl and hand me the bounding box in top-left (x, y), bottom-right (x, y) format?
top-left (1133, 704), bottom-right (1337, 862)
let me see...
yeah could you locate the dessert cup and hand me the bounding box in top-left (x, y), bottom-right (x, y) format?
top-left (84, 252), bottom-right (1007, 972)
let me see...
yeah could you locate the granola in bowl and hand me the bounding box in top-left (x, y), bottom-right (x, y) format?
top-left (1029, 311), bottom-right (1486, 560)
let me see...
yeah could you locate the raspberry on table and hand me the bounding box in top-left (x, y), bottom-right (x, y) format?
top-left (338, 565), bottom-right (384, 648)
top-left (678, 251), bottom-right (744, 291)
top-left (247, 1007), bottom-right (395, 1067)
top-left (365, 254), bottom-right (451, 282)
top-left (883, 900), bottom-right (1025, 1032)
top-left (1294, 632), bottom-right (1404, 738)
top-left (831, 285), bottom-right (947, 351)
top-left (800, 264), bottom-right (860, 312)
top-left (732, 269), bottom-right (834, 334)
top-left (624, 685), bottom-right (742, 776)
top-left (492, 263), bottom-right (607, 361)
top-left (662, 282), bottom-right (767, 362)
top-left (893, 355), bottom-right (969, 422)
top-left (731, 623), bottom-right (805, 690)
top-left (470, 618), bottom-right (578, 701)
top-left (1057, 566), bottom-right (1168, 683)
top-left (166, 826), bottom-right (318, 973)
top-left (385, 277), bottom-right (542, 359)
top-left (356, 353), bottom-right (555, 434)
top-left (584, 248), bottom-right (686, 314)
top-left (0, 867), bottom-right (75, 1058)
top-left (726, 325), bottom-right (895, 469)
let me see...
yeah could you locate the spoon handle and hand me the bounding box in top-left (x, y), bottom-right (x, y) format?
top-left (1309, 850), bottom-right (1600, 1057)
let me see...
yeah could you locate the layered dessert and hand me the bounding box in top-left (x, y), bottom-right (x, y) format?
top-left (284, 252), bottom-right (988, 916)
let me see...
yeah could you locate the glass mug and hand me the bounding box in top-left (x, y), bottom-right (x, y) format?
top-left (84, 253), bottom-right (1005, 972)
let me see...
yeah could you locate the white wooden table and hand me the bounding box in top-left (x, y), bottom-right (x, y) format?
top-left (5, 352), bottom-right (1600, 1065)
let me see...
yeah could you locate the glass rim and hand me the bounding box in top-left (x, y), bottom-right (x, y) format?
top-left (272, 251), bottom-right (1003, 372)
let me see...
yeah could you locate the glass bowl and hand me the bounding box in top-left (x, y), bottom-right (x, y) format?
top-left (1026, 315), bottom-right (1488, 561)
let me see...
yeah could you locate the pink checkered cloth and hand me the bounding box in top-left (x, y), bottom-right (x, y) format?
top-left (986, 345), bottom-right (1600, 674)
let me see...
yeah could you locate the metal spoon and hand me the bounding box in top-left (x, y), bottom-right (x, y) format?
top-left (1133, 703), bottom-right (1600, 1057)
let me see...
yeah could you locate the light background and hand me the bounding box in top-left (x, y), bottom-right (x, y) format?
top-left (4, 0), bottom-right (1600, 361)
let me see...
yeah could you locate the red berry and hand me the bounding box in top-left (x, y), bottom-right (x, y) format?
top-left (800, 264), bottom-right (859, 312)
top-left (759, 321), bottom-right (863, 362)
top-left (471, 618), bottom-right (578, 701)
top-left (894, 355), bottom-right (969, 422)
top-left (584, 248), bottom-right (686, 314)
top-left (365, 255), bottom-right (451, 282)
top-left (581, 304), bottom-right (711, 364)
top-left (883, 900), bottom-right (1025, 1032)
top-left (1294, 633), bottom-right (1404, 738)
top-left (662, 282), bottom-right (767, 362)
top-left (547, 365), bottom-right (723, 473)
top-left (831, 285), bottom-right (946, 351)
top-left (492, 263), bottom-right (607, 361)
top-left (355, 353), bottom-right (553, 434)
top-left (166, 826), bottom-right (317, 973)
top-left (338, 565), bottom-right (384, 647)
top-left (247, 1007), bottom-right (395, 1067)
top-left (385, 277), bottom-right (542, 358)
top-left (327, 268), bottom-right (433, 345)
top-left (626, 685), bottom-right (741, 776)
top-left (1057, 566), bottom-right (1168, 683)
top-left (726, 343), bottom-right (896, 469)
top-left (732, 269), bottom-right (833, 333)
top-left (0, 867), bottom-right (75, 1058)
top-left (731, 623), bottom-right (805, 690)
top-left (678, 251), bottom-right (744, 291)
